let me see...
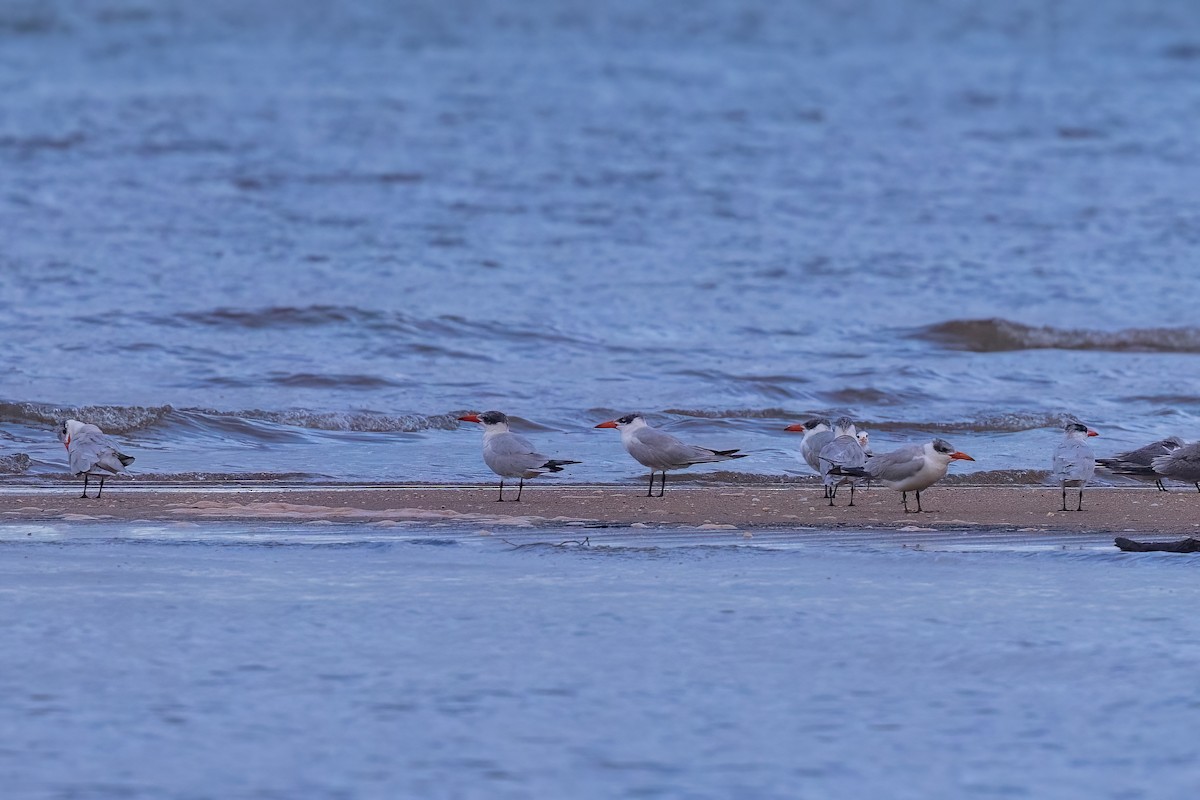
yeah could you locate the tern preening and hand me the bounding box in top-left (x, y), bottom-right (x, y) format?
top-left (595, 413), bottom-right (746, 497)
top-left (817, 416), bottom-right (867, 506)
top-left (1051, 421), bottom-right (1098, 511)
top-left (1149, 442), bottom-right (1200, 491)
top-left (458, 411), bottom-right (579, 501)
top-left (56, 419), bottom-right (135, 498)
top-left (1096, 436), bottom-right (1185, 491)
top-left (831, 438), bottom-right (974, 512)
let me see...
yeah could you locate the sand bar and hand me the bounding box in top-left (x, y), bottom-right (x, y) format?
top-left (2, 483), bottom-right (1199, 536)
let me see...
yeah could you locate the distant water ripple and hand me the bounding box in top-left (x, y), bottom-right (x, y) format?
top-left (917, 319), bottom-right (1200, 353)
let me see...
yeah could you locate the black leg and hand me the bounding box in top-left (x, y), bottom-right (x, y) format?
top-left (81, 473), bottom-right (90, 499)
top-left (496, 479), bottom-right (505, 502)
top-left (657, 471), bottom-right (666, 498)
top-left (1156, 479), bottom-right (1167, 492)
top-left (848, 483), bottom-right (856, 507)
top-left (97, 477), bottom-right (105, 498)
top-left (1061, 485), bottom-right (1068, 512)
top-left (902, 491), bottom-right (909, 512)
top-left (915, 490), bottom-right (923, 513)
top-left (1194, 482), bottom-right (1199, 493)
top-left (827, 484), bottom-right (835, 506)
top-left (646, 472), bottom-right (655, 497)
top-left (515, 478), bottom-right (524, 502)
top-left (1077, 487), bottom-right (1084, 511)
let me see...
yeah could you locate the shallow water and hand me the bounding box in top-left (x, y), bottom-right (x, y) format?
top-left (1, 521), bottom-right (1198, 798)
top-left (4, 0), bottom-right (1200, 486)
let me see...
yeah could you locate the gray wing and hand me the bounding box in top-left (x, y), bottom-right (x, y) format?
top-left (864, 444), bottom-right (927, 482)
top-left (1152, 443), bottom-right (1200, 481)
top-left (69, 426), bottom-right (133, 475)
top-left (819, 436), bottom-right (866, 483)
top-left (1102, 437), bottom-right (1184, 469)
top-left (483, 431), bottom-right (547, 476)
top-left (628, 426), bottom-right (724, 470)
top-left (1052, 439), bottom-right (1095, 483)
top-left (802, 430), bottom-right (835, 472)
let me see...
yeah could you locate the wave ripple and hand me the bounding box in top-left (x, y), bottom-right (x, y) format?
top-left (917, 319), bottom-right (1200, 353)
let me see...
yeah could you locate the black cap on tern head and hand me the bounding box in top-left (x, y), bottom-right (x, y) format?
top-left (617, 413), bottom-right (642, 425)
top-left (932, 438), bottom-right (955, 455)
top-left (480, 410), bottom-right (508, 425)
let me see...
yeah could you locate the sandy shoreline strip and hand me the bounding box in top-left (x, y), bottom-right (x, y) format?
top-left (2, 483), bottom-right (1199, 536)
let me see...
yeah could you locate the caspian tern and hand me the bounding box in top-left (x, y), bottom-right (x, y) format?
top-left (56, 419), bottom-right (135, 498)
top-left (784, 417), bottom-right (834, 496)
top-left (1052, 421), bottom-right (1098, 511)
top-left (1096, 436), bottom-right (1184, 491)
top-left (1150, 441), bottom-right (1200, 492)
top-left (817, 416), bottom-right (867, 506)
top-left (595, 413), bottom-right (746, 497)
top-left (831, 438), bottom-right (974, 512)
top-left (458, 411), bottom-right (579, 501)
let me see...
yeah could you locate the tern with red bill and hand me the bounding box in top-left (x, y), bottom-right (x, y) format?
top-left (458, 411), bottom-right (579, 501)
top-left (785, 418), bottom-right (835, 497)
top-left (830, 438), bottom-right (974, 512)
top-left (1052, 421), bottom-right (1099, 511)
top-left (56, 418), bottom-right (135, 498)
top-left (595, 413), bottom-right (747, 497)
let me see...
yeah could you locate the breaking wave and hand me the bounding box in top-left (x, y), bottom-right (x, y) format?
top-left (223, 409), bottom-right (462, 433)
top-left (916, 319), bottom-right (1200, 353)
top-left (0, 453), bottom-right (31, 474)
top-left (662, 408), bottom-right (1077, 434)
top-left (664, 408), bottom-right (794, 420)
top-left (0, 401), bottom-right (174, 433)
top-left (0, 401), bottom-right (463, 436)
top-left (859, 412), bottom-right (1077, 434)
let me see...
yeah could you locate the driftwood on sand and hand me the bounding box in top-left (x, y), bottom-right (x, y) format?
top-left (1115, 537), bottom-right (1200, 553)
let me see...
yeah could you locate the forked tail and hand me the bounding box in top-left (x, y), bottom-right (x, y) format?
top-left (827, 464), bottom-right (869, 478)
top-left (541, 459), bottom-right (581, 472)
top-left (1095, 458), bottom-right (1154, 476)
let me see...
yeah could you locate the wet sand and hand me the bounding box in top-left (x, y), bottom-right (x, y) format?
top-left (2, 482), bottom-right (1199, 536)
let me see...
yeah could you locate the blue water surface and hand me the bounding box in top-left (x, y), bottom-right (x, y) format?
top-left (1, 523), bottom-right (1197, 799)
top-left (3, 0), bottom-right (1200, 484)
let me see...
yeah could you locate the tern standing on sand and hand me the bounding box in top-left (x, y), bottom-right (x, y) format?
top-left (595, 413), bottom-right (746, 497)
top-left (832, 438), bottom-right (974, 512)
top-left (458, 411), bottom-right (579, 501)
top-left (784, 417), bottom-right (835, 496)
top-left (818, 416), bottom-right (867, 506)
top-left (1052, 421), bottom-right (1098, 511)
top-left (1097, 436), bottom-right (1185, 491)
top-left (1149, 441), bottom-right (1200, 492)
top-left (57, 419), bottom-right (135, 498)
